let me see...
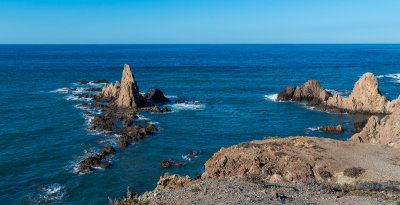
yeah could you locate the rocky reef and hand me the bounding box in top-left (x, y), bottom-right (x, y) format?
top-left (278, 72), bottom-right (399, 114)
top-left (73, 64), bottom-right (172, 174)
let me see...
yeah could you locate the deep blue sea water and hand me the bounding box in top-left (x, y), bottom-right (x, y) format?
top-left (1, 44), bottom-right (400, 204)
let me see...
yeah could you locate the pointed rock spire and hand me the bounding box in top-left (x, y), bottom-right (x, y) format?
top-left (115, 64), bottom-right (143, 108)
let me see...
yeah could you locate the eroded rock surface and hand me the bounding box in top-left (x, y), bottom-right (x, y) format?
top-left (350, 105), bottom-right (400, 148)
top-left (115, 64), bottom-right (144, 108)
top-left (326, 73), bottom-right (397, 114)
top-left (202, 137), bottom-right (400, 185)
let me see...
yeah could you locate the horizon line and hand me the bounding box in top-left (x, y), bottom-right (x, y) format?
top-left (1, 43), bottom-right (400, 45)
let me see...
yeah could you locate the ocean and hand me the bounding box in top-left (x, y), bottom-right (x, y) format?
top-left (1, 44), bottom-right (399, 204)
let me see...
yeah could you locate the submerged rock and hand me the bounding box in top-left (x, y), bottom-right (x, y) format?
top-left (74, 93), bottom-right (95, 99)
top-left (84, 87), bottom-right (102, 92)
top-left (56, 88), bottom-right (77, 93)
top-left (92, 79), bottom-right (109, 84)
top-left (160, 160), bottom-right (175, 168)
top-left (77, 81), bottom-right (90, 85)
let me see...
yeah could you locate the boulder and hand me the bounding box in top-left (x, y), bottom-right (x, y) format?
top-left (318, 125), bottom-right (344, 134)
top-left (146, 124), bottom-right (158, 133)
top-left (144, 89), bottom-right (170, 103)
top-left (277, 86), bottom-right (295, 101)
top-left (160, 160), bottom-right (175, 168)
top-left (156, 173), bottom-right (195, 188)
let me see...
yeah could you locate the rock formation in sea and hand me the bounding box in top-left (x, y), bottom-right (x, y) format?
top-left (349, 103), bottom-right (400, 148)
top-left (326, 72), bottom-right (397, 114)
top-left (70, 64), bottom-right (173, 174)
top-left (100, 81), bottom-right (120, 99)
top-left (144, 88), bottom-right (171, 103)
top-left (318, 125), bottom-right (344, 134)
top-left (115, 64), bottom-right (144, 108)
top-left (277, 72), bottom-right (399, 114)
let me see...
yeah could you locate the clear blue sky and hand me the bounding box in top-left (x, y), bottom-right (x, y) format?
top-left (1, 0), bottom-right (400, 44)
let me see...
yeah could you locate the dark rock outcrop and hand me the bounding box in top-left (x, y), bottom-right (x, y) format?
top-left (85, 88), bottom-right (102, 92)
top-left (92, 79), bottom-right (109, 84)
top-left (277, 80), bottom-right (332, 104)
top-left (144, 89), bottom-right (170, 103)
top-left (78, 145), bottom-right (116, 174)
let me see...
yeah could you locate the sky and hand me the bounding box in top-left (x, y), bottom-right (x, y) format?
top-left (1, 0), bottom-right (400, 44)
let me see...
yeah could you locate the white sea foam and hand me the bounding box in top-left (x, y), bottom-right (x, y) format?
top-left (264, 94), bottom-right (278, 102)
top-left (137, 114), bottom-right (151, 121)
top-left (51, 87), bottom-right (87, 94)
top-left (181, 150), bottom-right (201, 162)
top-left (306, 127), bottom-right (322, 131)
top-left (33, 183), bottom-right (66, 204)
top-left (376, 73), bottom-right (400, 82)
top-left (66, 95), bottom-right (92, 101)
top-left (170, 101), bottom-right (205, 111)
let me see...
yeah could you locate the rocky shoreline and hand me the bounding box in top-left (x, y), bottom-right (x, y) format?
top-left (111, 72), bottom-right (400, 205)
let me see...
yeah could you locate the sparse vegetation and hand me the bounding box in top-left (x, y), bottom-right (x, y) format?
top-left (109, 188), bottom-right (148, 205)
top-left (343, 167), bottom-right (365, 178)
top-left (318, 170), bottom-right (332, 179)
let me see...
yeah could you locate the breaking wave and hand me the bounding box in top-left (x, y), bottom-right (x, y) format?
top-left (264, 94), bottom-right (278, 101)
top-left (169, 101), bottom-right (205, 111)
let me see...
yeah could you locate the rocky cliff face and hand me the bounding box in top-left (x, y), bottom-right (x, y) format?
top-left (326, 72), bottom-right (396, 114)
top-left (349, 104), bottom-right (400, 148)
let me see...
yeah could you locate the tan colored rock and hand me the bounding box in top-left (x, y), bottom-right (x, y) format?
top-left (156, 174), bottom-right (195, 188)
top-left (202, 137), bottom-right (400, 184)
top-left (350, 105), bottom-right (400, 148)
top-left (326, 72), bottom-right (396, 114)
top-left (115, 64), bottom-right (143, 108)
top-left (100, 81), bottom-right (120, 98)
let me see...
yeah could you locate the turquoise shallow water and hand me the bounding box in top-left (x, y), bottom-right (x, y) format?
top-left (0, 44), bottom-right (400, 204)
